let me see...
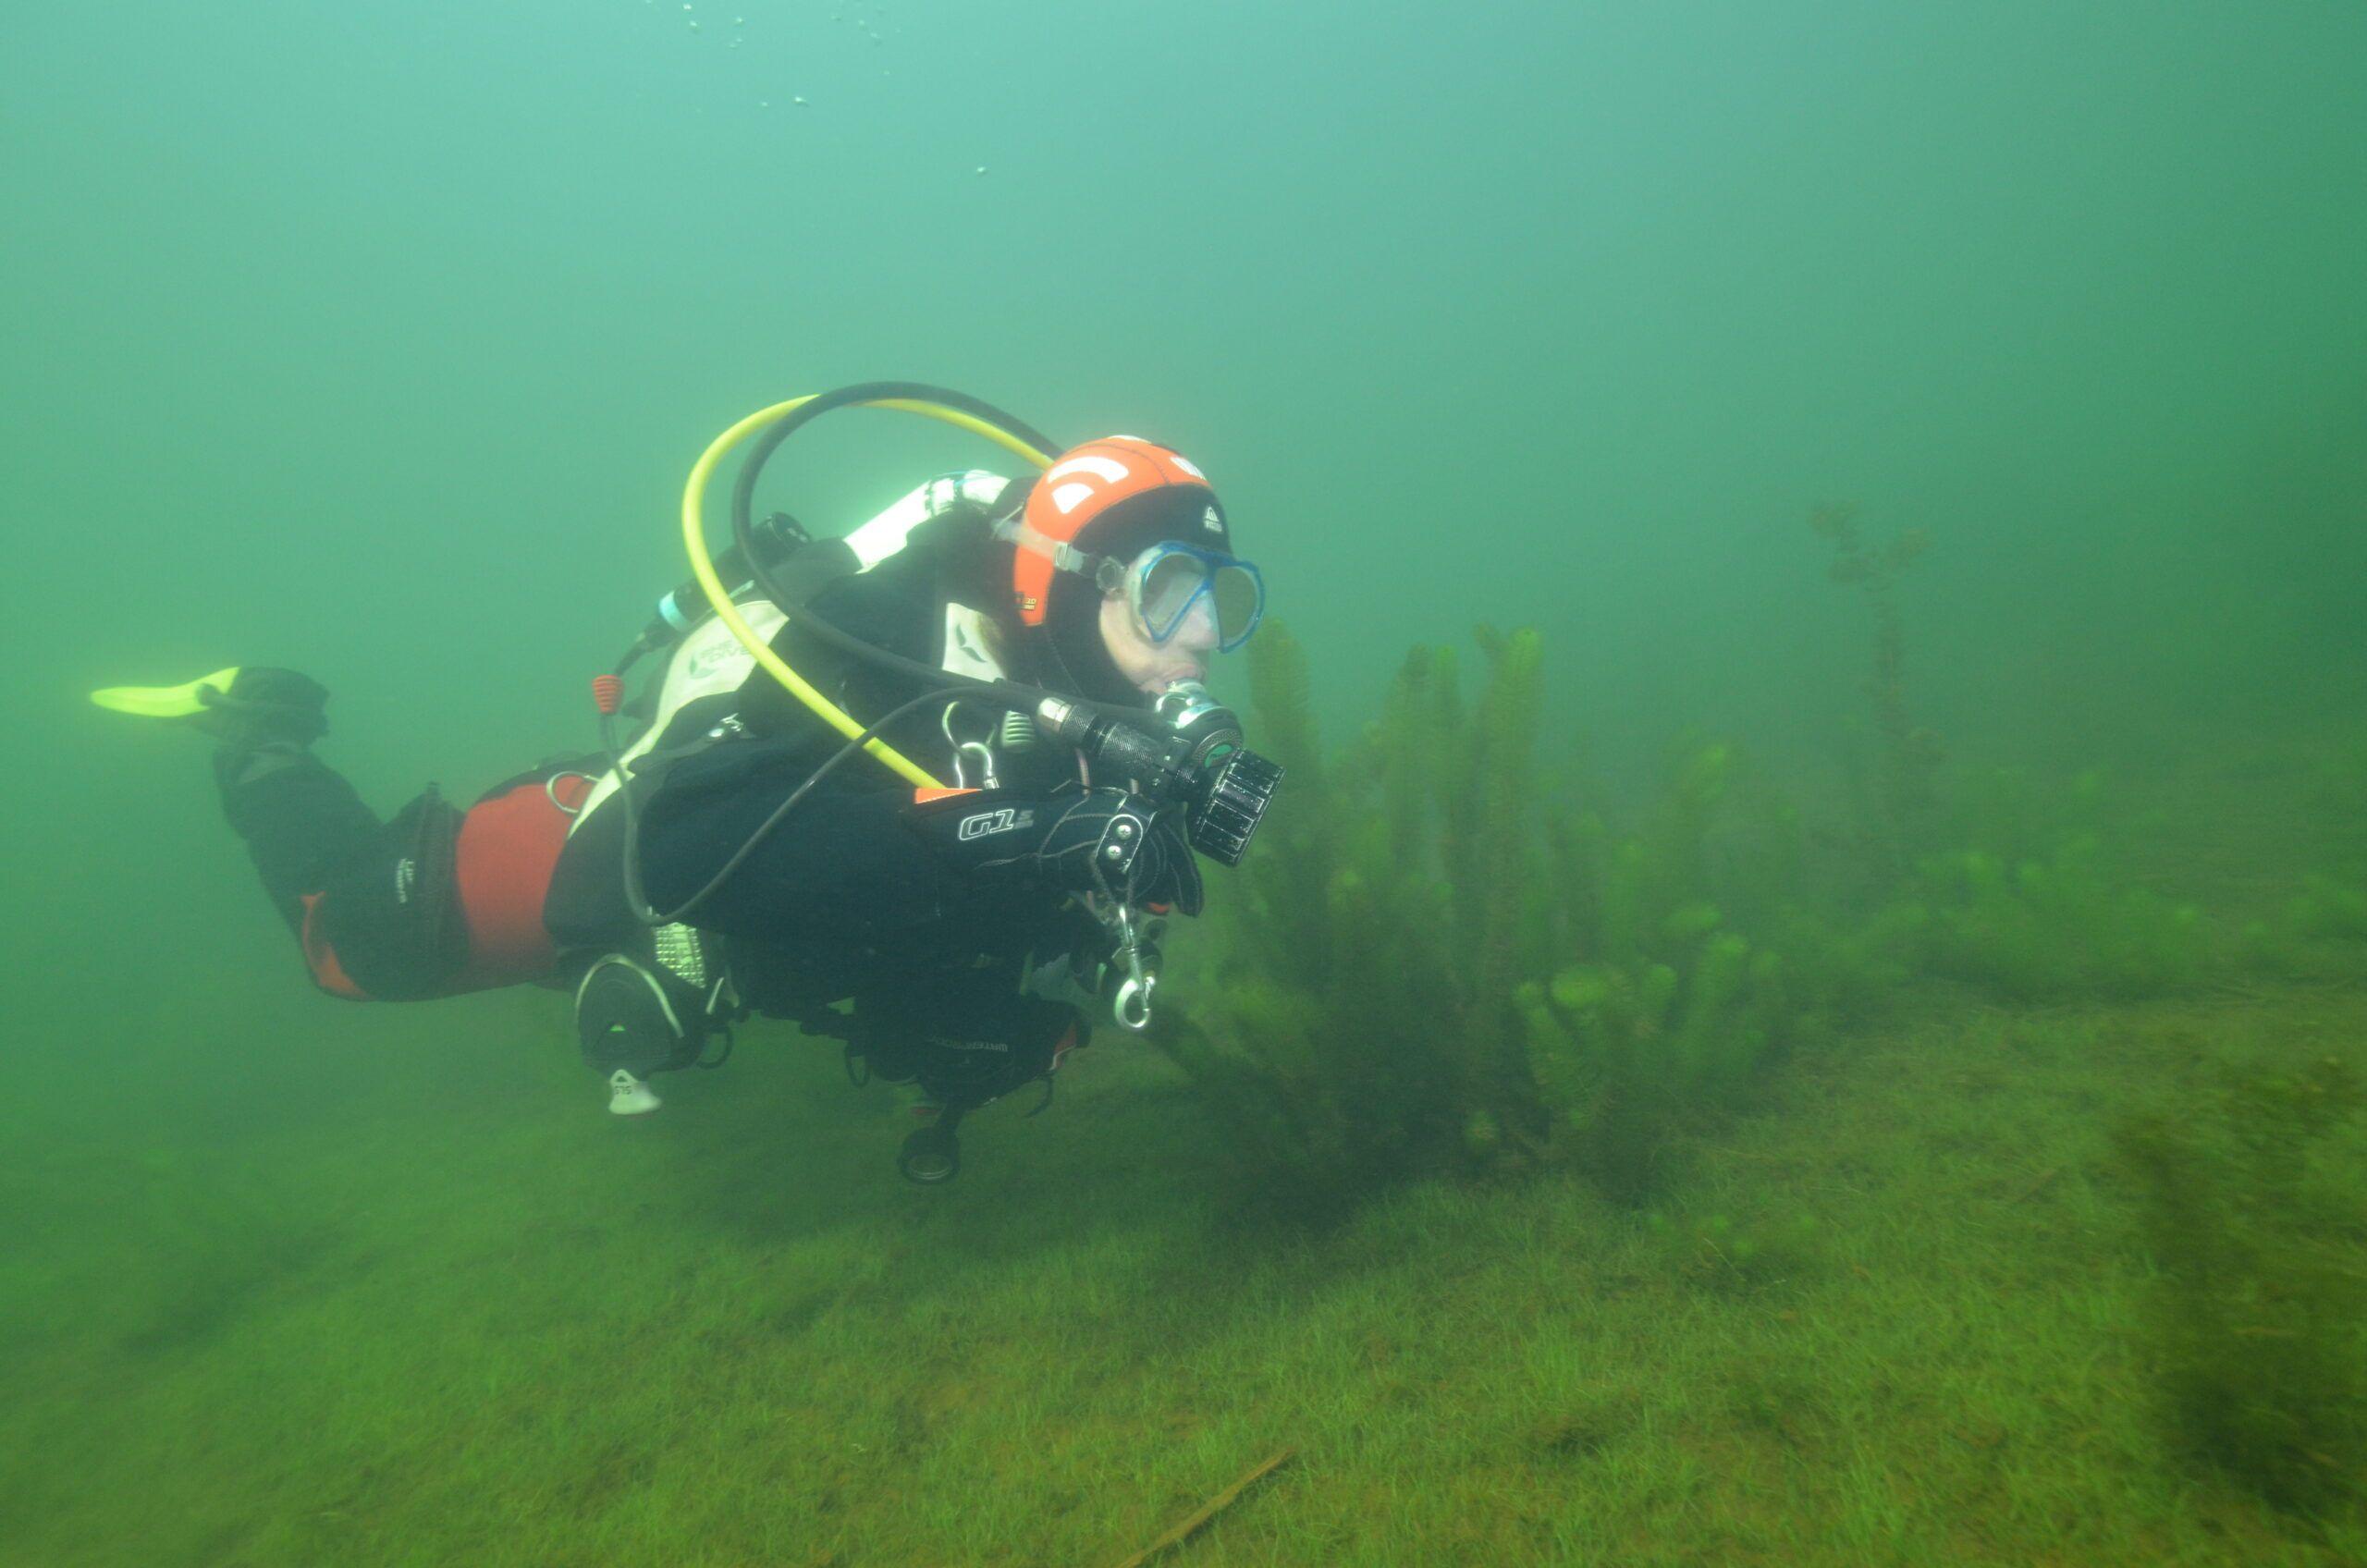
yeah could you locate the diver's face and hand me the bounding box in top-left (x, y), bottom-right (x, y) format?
top-left (1099, 553), bottom-right (1219, 695)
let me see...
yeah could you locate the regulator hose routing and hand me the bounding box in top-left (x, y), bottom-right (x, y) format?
top-left (720, 386), bottom-right (1282, 865)
top-left (678, 383), bottom-right (1061, 789)
top-left (730, 383), bottom-right (1074, 728)
top-left (638, 381), bottom-right (1280, 930)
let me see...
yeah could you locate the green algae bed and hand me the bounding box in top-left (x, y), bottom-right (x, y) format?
top-left (7, 971), bottom-right (2362, 1564)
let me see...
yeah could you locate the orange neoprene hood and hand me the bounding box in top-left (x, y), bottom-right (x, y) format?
top-left (1010, 436), bottom-right (1220, 627)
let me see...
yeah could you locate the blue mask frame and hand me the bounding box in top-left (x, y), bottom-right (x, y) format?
top-left (1130, 542), bottom-right (1266, 653)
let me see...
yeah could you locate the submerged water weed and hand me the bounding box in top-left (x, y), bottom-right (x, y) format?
top-left (1519, 749), bottom-right (1901, 1202)
top-left (1909, 835), bottom-right (2212, 999)
top-left (2227, 742), bottom-right (2367, 978)
top-left (1812, 503), bottom-right (1942, 885)
top-left (1810, 513), bottom-right (2237, 1004)
top-left (2280, 743), bottom-right (2367, 945)
top-left (1900, 768), bottom-right (2222, 1000)
top-left (2111, 1049), bottom-right (2367, 1515)
top-left (1163, 621), bottom-right (1548, 1209)
top-left (1175, 621), bottom-right (2320, 1216)
top-left (1173, 625), bottom-right (1892, 1210)
top-left (2281, 875), bottom-right (2367, 943)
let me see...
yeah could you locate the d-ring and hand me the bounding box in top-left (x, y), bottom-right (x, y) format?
top-left (1113, 970), bottom-right (1157, 1032)
top-left (546, 771), bottom-right (598, 815)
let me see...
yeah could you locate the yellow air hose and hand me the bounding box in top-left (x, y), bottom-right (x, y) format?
top-left (677, 394), bottom-right (1054, 789)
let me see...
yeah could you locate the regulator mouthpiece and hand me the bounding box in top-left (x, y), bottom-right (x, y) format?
top-left (1147, 681), bottom-right (1284, 866)
top-left (1034, 686), bottom-right (1285, 868)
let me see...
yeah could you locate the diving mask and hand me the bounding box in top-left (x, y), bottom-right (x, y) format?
top-left (1102, 542), bottom-right (1265, 653)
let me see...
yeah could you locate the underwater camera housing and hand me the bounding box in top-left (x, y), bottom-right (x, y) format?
top-left (1036, 682), bottom-right (1282, 866)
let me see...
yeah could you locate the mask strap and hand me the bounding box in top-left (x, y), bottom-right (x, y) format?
top-left (992, 514), bottom-right (1090, 572)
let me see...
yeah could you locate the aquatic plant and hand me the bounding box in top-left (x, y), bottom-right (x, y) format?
top-left (1169, 625), bottom-right (1895, 1208)
top-left (1160, 622), bottom-right (1547, 1207)
top-left (1807, 507), bottom-right (2263, 1004)
top-left (2112, 1049), bottom-right (2367, 1515)
top-left (2285, 742), bottom-right (2367, 944)
top-left (2226, 742), bottom-right (2367, 980)
top-left (2283, 876), bottom-right (2367, 944)
top-left (1517, 743), bottom-right (1906, 1202)
top-left (1172, 616), bottom-right (2299, 1214)
top-left (1907, 839), bottom-right (2212, 1000)
top-left (1895, 767), bottom-right (2224, 1001)
top-left (1812, 504), bottom-right (1942, 883)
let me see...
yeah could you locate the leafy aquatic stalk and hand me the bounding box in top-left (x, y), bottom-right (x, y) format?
top-left (1812, 504), bottom-right (1939, 881)
top-left (1173, 623), bottom-right (1867, 1207)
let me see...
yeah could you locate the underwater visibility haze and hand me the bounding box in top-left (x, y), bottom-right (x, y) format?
top-left (4, 1), bottom-right (2366, 1562)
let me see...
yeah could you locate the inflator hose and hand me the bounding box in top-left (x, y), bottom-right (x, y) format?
top-left (615, 683), bottom-right (972, 927)
top-left (728, 382), bottom-right (1067, 721)
top-left (678, 388), bottom-right (1057, 790)
top-left (635, 382), bottom-right (1157, 929)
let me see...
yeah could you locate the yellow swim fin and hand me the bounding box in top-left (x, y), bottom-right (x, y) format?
top-left (90, 667), bottom-right (243, 719)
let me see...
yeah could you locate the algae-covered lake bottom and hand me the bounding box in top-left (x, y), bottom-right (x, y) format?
top-left (6, 756), bottom-right (2361, 1568)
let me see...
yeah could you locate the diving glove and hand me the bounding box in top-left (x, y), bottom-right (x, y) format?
top-left (909, 787), bottom-right (1204, 915)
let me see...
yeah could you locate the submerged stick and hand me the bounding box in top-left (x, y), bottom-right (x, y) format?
top-left (1110, 1448), bottom-right (1296, 1568)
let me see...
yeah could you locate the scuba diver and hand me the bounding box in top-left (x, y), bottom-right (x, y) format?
top-left (92, 385), bottom-right (1280, 1182)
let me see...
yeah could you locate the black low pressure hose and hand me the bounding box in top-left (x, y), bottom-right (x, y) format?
top-left (728, 381), bottom-right (1070, 722)
top-left (605, 385), bottom-right (1163, 932)
top-left (616, 683), bottom-right (975, 927)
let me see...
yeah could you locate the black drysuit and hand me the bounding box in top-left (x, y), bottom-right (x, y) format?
top-left (224, 508), bottom-right (1112, 1102)
top-left (550, 508), bottom-right (1108, 1030)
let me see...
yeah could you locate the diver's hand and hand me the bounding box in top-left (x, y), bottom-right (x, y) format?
top-left (908, 788), bottom-right (1204, 915)
top-left (1113, 805), bottom-right (1202, 917)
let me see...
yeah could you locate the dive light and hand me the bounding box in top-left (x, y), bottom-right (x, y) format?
top-left (1033, 683), bottom-right (1283, 867)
